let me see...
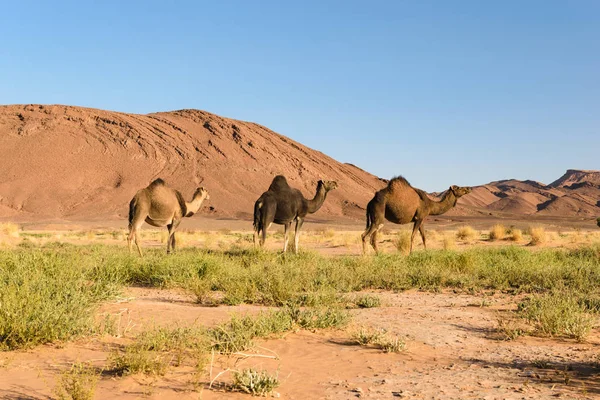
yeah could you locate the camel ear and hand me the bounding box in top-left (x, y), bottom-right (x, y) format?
top-left (449, 185), bottom-right (458, 194)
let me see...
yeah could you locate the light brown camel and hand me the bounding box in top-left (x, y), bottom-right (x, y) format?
top-left (362, 176), bottom-right (471, 254)
top-left (128, 178), bottom-right (209, 256)
top-left (253, 175), bottom-right (338, 253)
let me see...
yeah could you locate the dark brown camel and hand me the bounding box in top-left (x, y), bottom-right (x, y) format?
top-left (128, 178), bottom-right (209, 256)
top-left (361, 176), bottom-right (471, 254)
top-left (253, 175), bottom-right (338, 253)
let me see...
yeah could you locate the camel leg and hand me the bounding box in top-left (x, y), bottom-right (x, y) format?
top-left (294, 217), bottom-right (304, 254)
top-left (362, 200), bottom-right (385, 254)
top-left (419, 224), bottom-right (427, 250)
top-left (166, 221), bottom-right (181, 254)
top-left (261, 222), bottom-right (271, 247)
top-left (410, 219), bottom-right (423, 254)
top-left (253, 228), bottom-right (259, 248)
top-left (361, 223), bottom-right (379, 254)
top-left (134, 230), bottom-right (143, 257)
top-left (283, 222), bottom-right (292, 253)
top-left (370, 224), bottom-right (383, 254)
top-left (128, 219), bottom-right (144, 257)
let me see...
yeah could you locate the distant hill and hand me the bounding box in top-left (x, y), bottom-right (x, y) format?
top-left (453, 169), bottom-right (600, 218)
top-left (0, 104), bottom-right (384, 221)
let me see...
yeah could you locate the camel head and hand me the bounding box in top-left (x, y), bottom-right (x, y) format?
top-left (318, 180), bottom-right (338, 192)
top-left (449, 185), bottom-right (471, 198)
top-left (193, 187), bottom-right (210, 201)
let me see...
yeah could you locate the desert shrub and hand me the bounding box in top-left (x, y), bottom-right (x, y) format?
top-left (508, 229), bottom-right (523, 242)
top-left (54, 363), bottom-right (100, 400)
top-left (519, 292), bottom-right (594, 341)
top-left (0, 249), bottom-right (119, 350)
top-left (232, 368), bottom-right (280, 396)
top-left (528, 227), bottom-right (547, 246)
top-left (353, 294), bottom-right (381, 308)
top-left (442, 233), bottom-right (456, 250)
top-left (489, 224), bottom-right (506, 241)
top-left (0, 222), bottom-right (19, 238)
top-left (456, 226), bottom-right (478, 242)
top-left (394, 230), bottom-right (412, 254)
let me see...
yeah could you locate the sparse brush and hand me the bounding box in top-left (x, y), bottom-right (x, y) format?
top-left (496, 317), bottom-right (527, 340)
top-left (353, 294), bottom-right (381, 308)
top-left (528, 227), bottom-right (547, 246)
top-left (394, 231), bottom-right (412, 254)
top-left (569, 230), bottom-right (582, 244)
top-left (488, 224), bottom-right (506, 241)
top-left (0, 223), bottom-right (20, 238)
top-left (352, 326), bottom-right (406, 353)
top-left (519, 292), bottom-right (594, 341)
top-left (378, 335), bottom-right (406, 353)
top-left (508, 229), bottom-right (523, 242)
top-left (456, 226), bottom-right (478, 242)
top-left (110, 348), bottom-right (169, 376)
top-left (442, 234), bottom-right (456, 250)
top-left (232, 368), bottom-right (280, 396)
top-left (352, 326), bottom-right (385, 345)
top-left (54, 362), bottom-right (100, 400)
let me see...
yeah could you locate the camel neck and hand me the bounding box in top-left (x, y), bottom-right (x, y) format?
top-left (428, 191), bottom-right (457, 216)
top-left (185, 194), bottom-right (207, 217)
top-left (307, 187), bottom-right (327, 214)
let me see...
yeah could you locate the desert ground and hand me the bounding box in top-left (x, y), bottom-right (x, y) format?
top-left (1, 216), bottom-right (599, 400)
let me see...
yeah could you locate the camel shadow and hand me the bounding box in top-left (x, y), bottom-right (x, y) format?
top-left (0, 388), bottom-right (52, 400)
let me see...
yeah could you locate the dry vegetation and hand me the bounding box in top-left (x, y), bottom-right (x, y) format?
top-left (1, 225), bottom-right (599, 397)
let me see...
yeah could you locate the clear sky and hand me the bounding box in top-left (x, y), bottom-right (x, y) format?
top-left (1, 1), bottom-right (598, 191)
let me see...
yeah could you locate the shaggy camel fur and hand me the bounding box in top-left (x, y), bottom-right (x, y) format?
top-left (128, 178), bottom-right (209, 256)
top-left (362, 176), bottom-right (471, 254)
top-left (253, 175), bottom-right (338, 253)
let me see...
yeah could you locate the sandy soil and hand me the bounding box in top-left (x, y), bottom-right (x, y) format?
top-left (1, 287), bottom-right (598, 400)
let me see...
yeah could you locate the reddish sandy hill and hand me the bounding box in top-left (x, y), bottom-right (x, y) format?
top-left (0, 104), bottom-right (386, 222)
top-left (0, 104), bottom-right (598, 224)
top-left (454, 170), bottom-right (600, 218)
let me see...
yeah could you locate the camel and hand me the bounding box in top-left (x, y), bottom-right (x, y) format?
top-left (361, 176), bottom-right (471, 254)
top-left (128, 178), bottom-right (209, 256)
top-left (253, 175), bottom-right (338, 253)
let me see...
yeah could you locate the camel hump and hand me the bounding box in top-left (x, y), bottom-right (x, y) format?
top-left (149, 178), bottom-right (166, 188)
top-left (387, 176), bottom-right (412, 192)
top-left (268, 175), bottom-right (290, 191)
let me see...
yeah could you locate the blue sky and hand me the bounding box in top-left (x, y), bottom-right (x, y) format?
top-left (1, 1), bottom-right (598, 191)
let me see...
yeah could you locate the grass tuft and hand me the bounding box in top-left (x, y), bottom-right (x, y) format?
top-left (519, 292), bottom-right (594, 341)
top-left (528, 226), bottom-right (547, 246)
top-left (456, 226), bottom-right (478, 242)
top-left (54, 362), bottom-right (100, 400)
top-left (394, 231), bottom-right (412, 254)
top-left (353, 294), bottom-right (381, 308)
top-left (488, 224), bottom-right (506, 241)
top-left (508, 228), bottom-right (523, 242)
top-left (232, 368), bottom-right (280, 396)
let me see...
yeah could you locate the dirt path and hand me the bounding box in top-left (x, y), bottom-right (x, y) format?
top-left (1, 288), bottom-right (598, 399)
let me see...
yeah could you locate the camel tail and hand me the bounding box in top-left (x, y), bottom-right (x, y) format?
top-left (365, 199), bottom-right (373, 230)
top-left (253, 199), bottom-right (263, 231)
top-left (128, 198), bottom-right (136, 229)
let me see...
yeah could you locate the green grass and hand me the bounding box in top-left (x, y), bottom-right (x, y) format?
top-left (518, 291), bottom-right (595, 341)
top-left (2, 243), bottom-right (600, 350)
top-left (232, 368), bottom-right (280, 396)
top-left (110, 306), bottom-right (349, 376)
top-left (53, 362), bottom-right (101, 400)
